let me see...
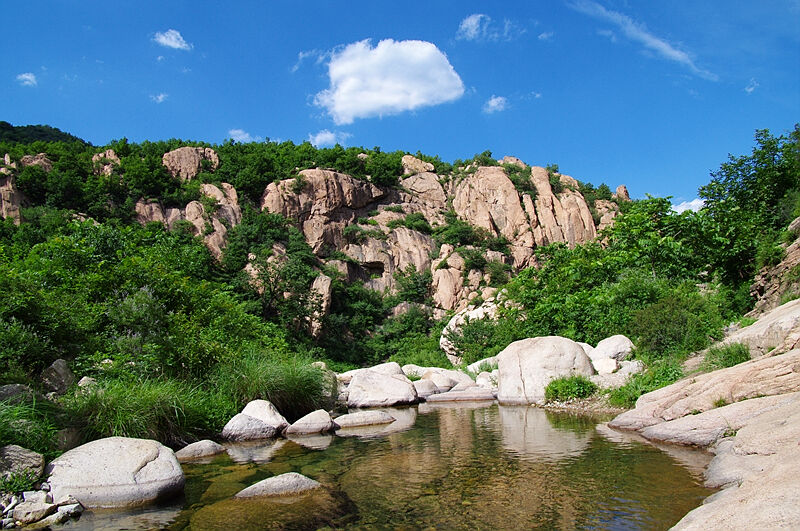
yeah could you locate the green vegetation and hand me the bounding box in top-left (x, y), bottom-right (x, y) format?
top-left (387, 212), bottom-right (433, 234)
top-left (0, 470), bottom-right (39, 494)
top-left (702, 343), bottom-right (751, 371)
top-left (545, 375), bottom-right (598, 402)
top-left (0, 121), bottom-right (88, 145)
top-left (608, 358), bottom-right (684, 408)
top-left (0, 399), bottom-right (60, 457)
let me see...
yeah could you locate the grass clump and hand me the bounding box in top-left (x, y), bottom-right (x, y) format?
top-left (0, 399), bottom-right (59, 458)
top-left (544, 375), bottom-right (598, 402)
top-left (63, 378), bottom-right (213, 447)
top-left (0, 470), bottom-right (39, 494)
top-left (702, 343), bottom-right (751, 371)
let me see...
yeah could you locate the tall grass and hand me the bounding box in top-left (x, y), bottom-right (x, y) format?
top-left (702, 343), bottom-right (751, 371)
top-left (210, 351), bottom-right (335, 423)
top-left (63, 378), bottom-right (214, 447)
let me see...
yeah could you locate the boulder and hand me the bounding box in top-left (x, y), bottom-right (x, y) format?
top-left (174, 440), bottom-right (227, 461)
top-left (234, 472), bottom-right (321, 498)
top-left (338, 361), bottom-right (405, 385)
top-left (722, 298), bottom-right (800, 356)
top-left (609, 349), bottom-right (800, 431)
top-left (592, 357), bottom-right (618, 375)
top-left (590, 335), bottom-right (634, 362)
top-left (401, 154), bottom-right (434, 175)
top-left (284, 410), bottom-right (337, 435)
top-left (11, 500), bottom-right (56, 525)
top-left (0, 384), bottom-right (45, 405)
top-left (19, 153), bottom-right (53, 173)
top-left (613, 185), bottom-right (631, 202)
top-left (346, 370), bottom-right (418, 408)
top-left (422, 371), bottom-right (456, 392)
top-left (40, 359), bottom-right (75, 394)
top-left (412, 379), bottom-right (439, 399)
top-left (161, 146), bottom-right (219, 181)
top-left (496, 336), bottom-right (595, 405)
top-left (425, 387), bottom-right (495, 402)
top-left (46, 437), bottom-right (184, 508)
top-left (91, 149), bottom-right (120, 176)
top-left (333, 410), bottom-right (395, 428)
top-left (0, 445), bottom-right (44, 480)
top-left (221, 400), bottom-right (289, 441)
top-left (475, 371), bottom-right (497, 390)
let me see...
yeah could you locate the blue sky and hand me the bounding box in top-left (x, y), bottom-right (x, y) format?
top-left (3, 1), bottom-right (798, 206)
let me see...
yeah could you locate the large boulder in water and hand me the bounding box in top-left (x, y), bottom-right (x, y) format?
top-left (496, 336), bottom-right (595, 405)
top-left (346, 369), bottom-right (418, 408)
top-left (221, 400), bottom-right (289, 441)
top-left (46, 437), bottom-right (184, 508)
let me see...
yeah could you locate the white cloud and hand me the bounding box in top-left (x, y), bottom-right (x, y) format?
top-left (228, 129), bottom-right (262, 143)
top-left (292, 49), bottom-right (325, 73)
top-left (672, 198), bottom-right (705, 213)
top-left (314, 39), bottom-right (465, 125)
top-left (308, 129), bottom-right (351, 147)
top-left (538, 31), bottom-right (554, 41)
top-left (457, 14), bottom-right (492, 41)
top-left (153, 29), bottom-right (192, 51)
top-left (150, 93), bottom-right (168, 103)
top-left (744, 78), bottom-right (759, 94)
top-left (16, 72), bottom-right (37, 87)
top-left (457, 14), bottom-right (524, 41)
top-left (597, 29), bottom-right (617, 42)
top-left (483, 95), bottom-right (508, 114)
top-left (571, 1), bottom-right (717, 81)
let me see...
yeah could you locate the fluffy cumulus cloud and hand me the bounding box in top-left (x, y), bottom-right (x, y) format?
top-left (308, 129), bottom-right (351, 147)
top-left (150, 93), bottom-right (168, 103)
top-left (672, 198), bottom-right (705, 213)
top-left (228, 129), bottom-right (262, 143)
top-left (483, 95), bottom-right (508, 114)
top-left (16, 72), bottom-right (37, 86)
top-left (153, 29), bottom-right (192, 50)
top-left (571, 1), bottom-right (717, 80)
top-left (314, 39), bottom-right (464, 125)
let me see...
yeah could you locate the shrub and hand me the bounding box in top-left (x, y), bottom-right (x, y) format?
top-left (394, 265), bottom-right (432, 304)
top-left (608, 359), bottom-right (683, 408)
top-left (544, 375), bottom-right (597, 402)
top-left (702, 343), bottom-right (750, 371)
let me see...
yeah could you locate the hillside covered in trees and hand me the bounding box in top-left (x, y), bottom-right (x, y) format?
top-left (0, 123), bottom-right (798, 454)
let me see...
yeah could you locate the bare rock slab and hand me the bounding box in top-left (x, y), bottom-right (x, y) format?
top-left (46, 437), bottom-right (185, 509)
top-left (610, 349), bottom-right (800, 431)
top-left (425, 387), bottom-right (495, 402)
top-left (234, 472), bottom-right (321, 498)
top-left (333, 410), bottom-right (395, 428)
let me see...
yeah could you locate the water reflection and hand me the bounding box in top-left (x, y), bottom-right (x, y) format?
top-left (62, 404), bottom-right (714, 530)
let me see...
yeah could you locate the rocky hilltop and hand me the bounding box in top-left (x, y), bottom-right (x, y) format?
top-left (0, 148), bottom-right (628, 313)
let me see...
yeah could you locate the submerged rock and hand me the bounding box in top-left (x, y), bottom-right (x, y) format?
top-left (334, 410), bottom-right (395, 428)
top-left (234, 472), bottom-right (321, 498)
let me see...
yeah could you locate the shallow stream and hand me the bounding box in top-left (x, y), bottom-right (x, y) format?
top-left (63, 402), bottom-right (714, 530)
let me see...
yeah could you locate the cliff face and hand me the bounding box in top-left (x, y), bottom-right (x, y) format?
top-left (259, 155), bottom-right (626, 312)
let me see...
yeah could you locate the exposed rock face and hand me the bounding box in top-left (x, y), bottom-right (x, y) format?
top-left (496, 336), bottom-right (595, 405)
top-left (594, 199), bottom-right (620, 233)
top-left (310, 274), bottom-right (333, 338)
top-left (234, 472), bottom-right (321, 498)
top-left (91, 149), bottom-right (120, 176)
top-left (613, 185), bottom-right (631, 202)
top-left (590, 335), bottom-right (634, 362)
top-left (261, 169), bottom-right (385, 254)
top-left (161, 147), bottom-right (219, 181)
top-left (20, 153), bottom-right (53, 172)
top-left (401, 154), bottom-right (434, 175)
top-left (134, 183), bottom-right (241, 260)
top-left (46, 437), bottom-right (185, 508)
top-left (750, 223), bottom-right (800, 314)
top-left (0, 173), bottom-right (22, 224)
top-left (721, 298), bottom-right (800, 356)
top-left (609, 349), bottom-right (800, 431)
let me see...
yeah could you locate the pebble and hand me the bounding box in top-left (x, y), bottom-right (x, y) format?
top-left (1, 517), bottom-right (15, 528)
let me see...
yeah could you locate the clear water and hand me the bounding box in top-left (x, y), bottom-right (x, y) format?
top-left (63, 402), bottom-right (714, 530)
